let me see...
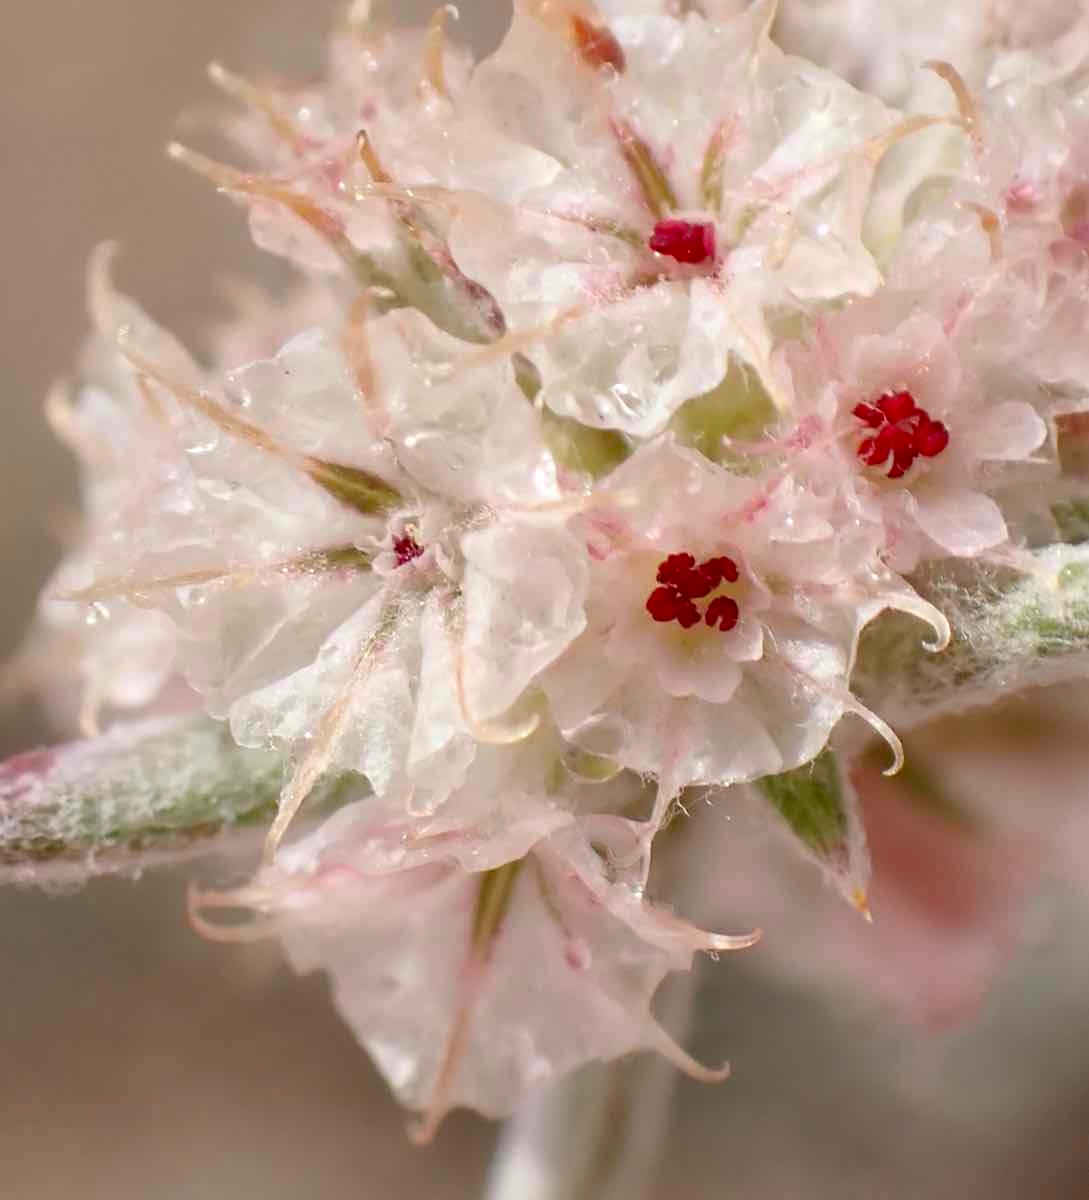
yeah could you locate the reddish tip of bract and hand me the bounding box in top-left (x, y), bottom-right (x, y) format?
top-left (571, 13), bottom-right (626, 74)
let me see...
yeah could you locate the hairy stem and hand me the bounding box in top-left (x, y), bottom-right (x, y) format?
top-left (483, 971), bottom-right (696, 1200)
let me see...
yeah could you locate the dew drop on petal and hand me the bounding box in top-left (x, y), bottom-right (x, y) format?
top-left (85, 602), bottom-right (111, 626)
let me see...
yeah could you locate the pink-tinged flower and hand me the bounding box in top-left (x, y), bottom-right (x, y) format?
top-left (781, 302), bottom-right (1048, 569)
top-left (868, 39), bottom-right (1089, 414)
top-left (177, 18), bottom-right (506, 346)
top-left (848, 765), bottom-right (1034, 1026)
top-left (971, 23), bottom-right (1089, 241)
top-left (772, 0), bottom-right (1084, 106)
top-left (58, 278), bottom-right (585, 851)
top-left (193, 796), bottom-right (757, 1139)
top-left (207, 276), bottom-right (343, 367)
top-left (13, 249), bottom-right (188, 734)
top-left (428, 0), bottom-right (899, 435)
top-left (775, 1), bottom-right (986, 104)
top-left (213, 12), bottom-right (475, 175)
top-left (543, 440), bottom-right (945, 824)
top-left (229, 507), bottom-right (588, 836)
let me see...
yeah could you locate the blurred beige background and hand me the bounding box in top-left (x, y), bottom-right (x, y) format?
top-left (6, 4), bottom-right (1089, 1199)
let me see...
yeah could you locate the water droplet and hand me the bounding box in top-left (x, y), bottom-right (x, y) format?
top-left (84, 602), bottom-right (111, 626)
top-left (569, 714), bottom-right (629, 758)
top-left (604, 384), bottom-right (647, 423)
top-left (427, 362), bottom-right (455, 384)
top-left (648, 344), bottom-right (679, 384)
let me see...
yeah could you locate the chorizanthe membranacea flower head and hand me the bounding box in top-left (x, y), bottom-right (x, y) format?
top-left (16, 0), bottom-right (1089, 1139)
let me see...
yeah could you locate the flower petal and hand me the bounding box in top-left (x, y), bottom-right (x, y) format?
top-left (971, 401), bottom-right (1048, 461)
top-left (914, 489), bottom-right (1008, 557)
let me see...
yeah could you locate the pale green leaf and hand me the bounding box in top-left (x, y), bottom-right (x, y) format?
top-left (757, 749), bottom-right (869, 911)
top-left (1051, 497), bottom-right (1089, 546)
top-left (669, 363), bottom-right (776, 467)
top-left (854, 544), bottom-right (1089, 729)
top-left (0, 716), bottom-right (363, 885)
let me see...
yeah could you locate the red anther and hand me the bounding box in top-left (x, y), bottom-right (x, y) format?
top-left (647, 586), bottom-right (683, 623)
top-left (916, 418), bottom-right (950, 458)
top-left (853, 402), bottom-right (884, 428)
top-left (648, 219), bottom-right (717, 266)
top-left (854, 388), bottom-right (948, 478)
top-left (393, 534), bottom-right (424, 566)
top-left (888, 426), bottom-right (915, 456)
top-left (648, 551), bottom-right (742, 633)
top-left (647, 585), bottom-right (700, 628)
top-left (656, 552), bottom-right (696, 587)
top-left (699, 555), bottom-right (740, 586)
top-left (675, 567), bottom-right (716, 600)
top-left (865, 426), bottom-right (895, 466)
top-left (877, 390), bottom-right (916, 423)
top-left (887, 449), bottom-right (915, 479)
top-left (705, 596), bottom-right (740, 633)
top-left (658, 554), bottom-right (712, 598)
top-left (571, 14), bottom-right (627, 73)
top-left (676, 599), bottom-right (702, 629)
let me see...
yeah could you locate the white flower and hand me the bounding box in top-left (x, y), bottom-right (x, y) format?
top-left (780, 295), bottom-right (1049, 568)
top-left (64, 282), bottom-right (587, 851)
top-left (773, 0), bottom-right (1085, 104)
top-left (543, 440), bottom-right (940, 820)
top-left (865, 25), bottom-right (1089, 410)
top-left (437, 0), bottom-right (898, 435)
top-left (17, 249), bottom-right (188, 733)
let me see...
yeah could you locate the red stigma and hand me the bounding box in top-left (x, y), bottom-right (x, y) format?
top-left (647, 551), bottom-right (741, 633)
top-left (649, 220), bottom-right (716, 266)
top-left (854, 391), bottom-right (949, 480)
top-left (571, 14), bottom-right (626, 73)
top-left (393, 534), bottom-right (424, 567)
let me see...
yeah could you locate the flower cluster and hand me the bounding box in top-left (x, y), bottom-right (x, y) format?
top-left (25, 0), bottom-right (1089, 1136)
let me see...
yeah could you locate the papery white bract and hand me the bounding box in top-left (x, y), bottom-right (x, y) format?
top-left (18, 248), bottom-right (190, 733)
top-left (193, 791), bottom-right (755, 1140)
